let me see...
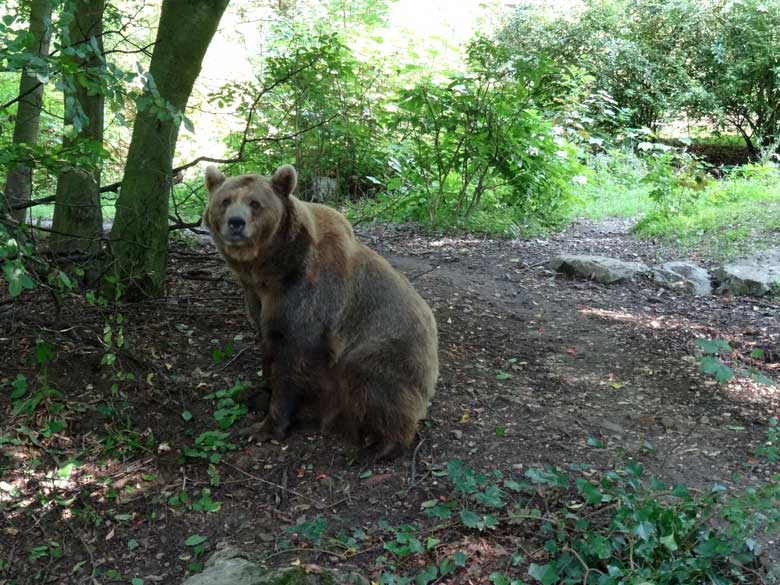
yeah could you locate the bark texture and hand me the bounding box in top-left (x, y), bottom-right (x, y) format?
top-left (50, 0), bottom-right (106, 256)
top-left (110, 0), bottom-right (230, 299)
top-left (2, 0), bottom-right (54, 223)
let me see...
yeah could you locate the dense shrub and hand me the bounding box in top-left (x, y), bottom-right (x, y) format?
top-left (356, 38), bottom-right (583, 235)
top-left (496, 0), bottom-right (780, 154)
top-left (216, 26), bottom-right (389, 202)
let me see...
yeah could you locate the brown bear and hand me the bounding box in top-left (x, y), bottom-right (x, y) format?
top-left (203, 164), bottom-right (439, 459)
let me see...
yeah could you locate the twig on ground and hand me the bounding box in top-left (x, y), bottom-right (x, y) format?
top-left (410, 263), bottom-right (440, 282)
top-left (409, 437), bottom-right (426, 486)
top-left (223, 462), bottom-right (327, 508)
top-left (210, 346), bottom-right (250, 372)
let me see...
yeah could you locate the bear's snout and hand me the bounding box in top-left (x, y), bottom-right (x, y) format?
top-left (228, 216), bottom-right (246, 234)
top-left (220, 205), bottom-right (254, 243)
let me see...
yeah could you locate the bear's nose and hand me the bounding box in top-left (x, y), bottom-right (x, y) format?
top-left (227, 217), bottom-right (245, 232)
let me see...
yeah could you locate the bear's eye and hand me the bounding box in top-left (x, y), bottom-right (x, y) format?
top-left (220, 198), bottom-right (231, 208)
top-left (250, 200), bottom-right (262, 211)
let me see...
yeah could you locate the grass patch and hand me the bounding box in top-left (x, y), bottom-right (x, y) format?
top-left (690, 133), bottom-right (746, 148)
top-left (634, 163), bottom-right (780, 258)
top-left (346, 185), bottom-right (572, 238)
top-left (573, 150), bottom-right (655, 220)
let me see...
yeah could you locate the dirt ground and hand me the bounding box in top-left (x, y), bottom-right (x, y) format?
top-left (1, 218), bottom-right (778, 584)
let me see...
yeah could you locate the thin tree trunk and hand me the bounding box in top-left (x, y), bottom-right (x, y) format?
top-left (110, 0), bottom-right (230, 300)
top-left (50, 0), bottom-right (106, 258)
top-left (1, 0), bottom-right (53, 223)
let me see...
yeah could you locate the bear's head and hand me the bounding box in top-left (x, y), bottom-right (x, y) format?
top-left (203, 164), bottom-right (297, 262)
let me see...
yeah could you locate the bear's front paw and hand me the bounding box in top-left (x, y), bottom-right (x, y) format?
top-left (236, 415), bottom-right (276, 442)
top-left (357, 440), bottom-right (403, 464)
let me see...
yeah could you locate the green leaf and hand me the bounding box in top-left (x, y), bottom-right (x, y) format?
top-left (528, 562), bottom-right (557, 585)
top-left (503, 479), bottom-right (527, 492)
top-left (131, 579), bottom-right (144, 585)
top-left (439, 557), bottom-right (456, 576)
top-left (751, 348), bottom-right (765, 359)
top-left (586, 436), bottom-right (606, 448)
top-left (660, 534), bottom-right (678, 551)
top-left (715, 364), bottom-right (735, 384)
top-left (634, 521), bottom-right (656, 541)
top-left (489, 573), bottom-right (510, 585)
top-left (699, 355), bottom-right (721, 374)
top-left (575, 478), bottom-right (603, 504)
top-left (414, 565), bottom-right (437, 585)
top-left (495, 371), bottom-right (512, 380)
top-left (625, 462), bottom-right (644, 478)
top-left (35, 340), bottom-right (54, 365)
top-left (10, 374), bottom-right (28, 399)
top-left (511, 552), bottom-right (525, 566)
top-left (749, 370), bottom-right (774, 386)
top-left (460, 509), bottom-right (482, 528)
top-left (586, 534), bottom-right (611, 559)
top-left (181, 410), bottom-right (193, 421)
top-left (475, 484), bottom-right (506, 508)
top-left (3, 262), bottom-right (35, 297)
top-left (58, 462), bottom-right (76, 479)
top-left (127, 539), bottom-right (139, 551)
top-left (695, 339), bottom-right (732, 355)
top-left (185, 534), bottom-right (207, 547)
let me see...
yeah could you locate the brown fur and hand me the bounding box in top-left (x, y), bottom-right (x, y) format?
top-left (203, 164), bottom-right (438, 457)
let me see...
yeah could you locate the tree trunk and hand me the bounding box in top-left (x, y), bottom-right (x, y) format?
top-left (50, 0), bottom-right (106, 258)
top-left (1, 0), bottom-right (54, 223)
top-left (110, 0), bottom-right (230, 300)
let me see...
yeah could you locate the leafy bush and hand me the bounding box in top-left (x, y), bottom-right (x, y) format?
top-left (638, 144), bottom-right (709, 218)
top-left (495, 0), bottom-right (696, 130)
top-left (496, 0), bottom-right (780, 155)
top-left (634, 162), bottom-right (780, 254)
top-left (217, 25), bottom-right (388, 201)
top-left (685, 0), bottom-right (780, 157)
top-left (359, 37), bottom-right (582, 235)
top-left (285, 456), bottom-right (780, 585)
top-left (573, 149), bottom-right (654, 219)
top-left (0, 222), bottom-right (35, 297)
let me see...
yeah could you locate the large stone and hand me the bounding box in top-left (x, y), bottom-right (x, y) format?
top-left (714, 249), bottom-right (780, 297)
top-left (653, 261), bottom-right (712, 296)
top-left (181, 547), bottom-right (369, 585)
top-left (181, 548), bottom-right (262, 585)
top-left (549, 254), bottom-right (649, 284)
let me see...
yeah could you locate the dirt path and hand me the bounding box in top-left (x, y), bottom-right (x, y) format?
top-left (379, 220), bottom-right (777, 488)
top-left (1, 219), bottom-right (778, 584)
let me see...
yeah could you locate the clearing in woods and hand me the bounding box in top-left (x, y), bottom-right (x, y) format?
top-left (1, 218), bottom-right (778, 583)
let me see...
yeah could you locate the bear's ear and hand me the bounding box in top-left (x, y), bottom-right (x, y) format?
top-left (205, 165), bottom-right (226, 195)
top-left (271, 164), bottom-right (297, 198)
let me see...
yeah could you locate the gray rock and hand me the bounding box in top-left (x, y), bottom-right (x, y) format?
top-left (182, 554), bottom-right (262, 585)
top-left (181, 548), bottom-right (369, 585)
top-left (653, 261), bottom-right (712, 296)
top-left (714, 249), bottom-right (780, 297)
top-left (549, 254), bottom-right (650, 284)
top-left (599, 420), bottom-right (625, 435)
